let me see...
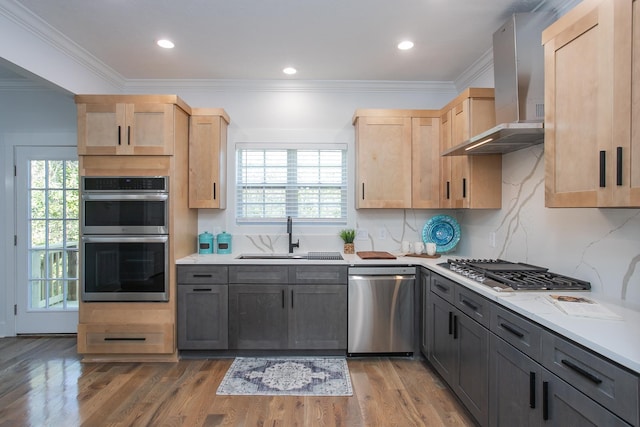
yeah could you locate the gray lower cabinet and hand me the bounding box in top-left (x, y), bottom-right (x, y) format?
top-left (177, 265), bottom-right (229, 350)
top-left (428, 272), bottom-right (489, 427)
top-left (289, 284), bottom-right (347, 349)
top-left (420, 267), bottom-right (431, 357)
top-left (228, 265), bottom-right (348, 351)
top-left (229, 284), bottom-right (288, 349)
top-left (489, 300), bottom-right (636, 426)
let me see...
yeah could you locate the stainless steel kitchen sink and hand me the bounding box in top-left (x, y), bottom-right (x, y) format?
top-left (236, 252), bottom-right (343, 260)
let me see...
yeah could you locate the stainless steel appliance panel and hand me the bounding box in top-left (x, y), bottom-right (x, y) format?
top-left (81, 235), bottom-right (169, 302)
top-left (348, 267), bottom-right (415, 354)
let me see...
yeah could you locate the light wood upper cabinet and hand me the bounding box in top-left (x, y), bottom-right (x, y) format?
top-left (442, 89), bottom-right (502, 209)
top-left (412, 117), bottom-right (441, 209)
top-left (75, 95), bottom-right (191, 156)
top-left (188, 108), bottom-right (230, 209)
top-left (543, 0), bottom-right (640, 207)
top-left (354, 113), bottom-right (413, 208)
top-left (353, 110), bottom-right (440, 209)
top-left (440, 110), bottom-right (453, 208)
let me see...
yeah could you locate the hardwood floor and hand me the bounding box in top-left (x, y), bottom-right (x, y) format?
top-left (0, 336), bottom-right (475, 427)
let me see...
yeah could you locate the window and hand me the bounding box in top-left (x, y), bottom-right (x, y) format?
top-left (236, 144), bottom-right (347, 223)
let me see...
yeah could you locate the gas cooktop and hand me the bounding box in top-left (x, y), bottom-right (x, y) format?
top-left (438, 259), bottom-right (591, 292)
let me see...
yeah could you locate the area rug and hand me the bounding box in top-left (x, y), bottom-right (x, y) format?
top-left (216, 357), bottom-right (353, 396)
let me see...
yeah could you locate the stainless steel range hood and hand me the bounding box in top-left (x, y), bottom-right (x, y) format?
top-left (444, 12), bottom-right (556, 156)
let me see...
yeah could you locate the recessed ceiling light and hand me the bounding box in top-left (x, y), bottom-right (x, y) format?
top-left (283, 67), bottom-right (297, 75)
top-left (397, 40), bottom-right (414, 50)
top-left (157, 39), bottom-right (175, 49)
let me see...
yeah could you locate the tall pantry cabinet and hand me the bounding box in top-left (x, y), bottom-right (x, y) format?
top-left (75, 94), bottom-right (197, 362)
top-left (543, 0), bottom-right (640, 207)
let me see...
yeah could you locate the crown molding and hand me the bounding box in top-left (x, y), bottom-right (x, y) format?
top-left (0, 0), bottom-right (126, 90)
top-left (454, 48), bottom-right (494, 92)
top-left (123, 78), bottom-right (457, 94)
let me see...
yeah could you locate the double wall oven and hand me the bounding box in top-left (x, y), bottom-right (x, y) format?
top-left (81, 177), bottom-right (170, 302)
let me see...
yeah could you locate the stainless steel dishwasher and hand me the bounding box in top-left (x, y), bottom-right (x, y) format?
top-left (348, 266), bottom-right (415, 356)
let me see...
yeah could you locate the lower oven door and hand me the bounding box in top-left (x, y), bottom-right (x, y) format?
top-left (82, 235), bottom-right (169, 302)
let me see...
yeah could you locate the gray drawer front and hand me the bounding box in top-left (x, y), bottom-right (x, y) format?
top-left (491, 304), bottom-right (541, 360)
top-left (431, 273), bottom-right (455, 304)
top-left (454, 285), bottom-right (490, 328)
top-left (229, 265), bottom-right (289, 284)
top-left (542, 332), bottom-right (639, 425)
top-left (177, 265), bottom-right (228, 284)
top-left (289, 265), bottom-right (347, 284)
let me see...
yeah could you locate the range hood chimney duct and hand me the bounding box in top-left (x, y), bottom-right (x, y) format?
top-left (444, 12), bottom-right (556, 156)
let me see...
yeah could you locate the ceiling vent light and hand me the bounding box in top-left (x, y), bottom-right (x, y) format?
top-left (157, 39), bottom-right (175, 49)
top-left (397, 40), bottom-right (414, 50)
top-left (283, 67), bottom-right (297, 75)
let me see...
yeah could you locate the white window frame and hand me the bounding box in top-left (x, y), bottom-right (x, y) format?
top-left (235, 142), bottom-right (348, 224)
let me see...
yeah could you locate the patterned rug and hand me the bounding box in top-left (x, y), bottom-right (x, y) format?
top-left (216, 357), bottom-right (353, 396)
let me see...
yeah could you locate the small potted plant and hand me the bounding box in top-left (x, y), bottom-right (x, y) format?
top-left (339, 229), bottom-right (356, 254)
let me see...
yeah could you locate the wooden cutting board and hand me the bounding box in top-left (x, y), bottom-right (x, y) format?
top-left (356, 251), bottom-right (397, 259)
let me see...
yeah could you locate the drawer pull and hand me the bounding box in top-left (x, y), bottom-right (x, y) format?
top-left (104, 337), bottom-right (147, 341)
top-left (435, 283), bottom-right (449, 293)
top-left (193, 288), bottom-right (212, 292)
top-left (193, 274), bottom-right (213, 278)
top-left (500, 322), bottom-right (525, 338)
top-left (561, 359), bottom-right (603, 384)
top-left (542, 381), bottom-right (549, 420)
top-left (529, 372), bottom-right (536, 409)
top-left (461, 299), bottom-right (478, 311)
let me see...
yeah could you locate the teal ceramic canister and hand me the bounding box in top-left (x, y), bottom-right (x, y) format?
top-left (198, 231), bottom-right (214, 254)
top-left (216, 231), bottom-right (232, 254)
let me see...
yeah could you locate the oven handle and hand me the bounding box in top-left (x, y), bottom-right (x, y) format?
top-left (82, 193), bottom-right (168, 201)
top-left (82, 235), bottom-right (169, 244)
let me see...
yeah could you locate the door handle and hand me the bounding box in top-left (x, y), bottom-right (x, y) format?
top-left (529, 372), bottom-right (536, 409)
top-left (599, 150), bottom-right (606, 187)
top-left (542, 381), bottom-right (549, 420)
top-left (616, 147), bottom-right (623, 186)
top-left (448, 311), bottom-right (453, 335)
top-left (452, 314), bottom-right (458, 339)
top-left (117, 125), bottom-right (122, 145)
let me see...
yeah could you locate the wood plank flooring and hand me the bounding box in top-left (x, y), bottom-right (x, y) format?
top-left (0, 336), bottom-right (475, 427)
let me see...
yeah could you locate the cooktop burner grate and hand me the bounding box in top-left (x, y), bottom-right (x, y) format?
top-left (442, 259), bottom-right (590, 291)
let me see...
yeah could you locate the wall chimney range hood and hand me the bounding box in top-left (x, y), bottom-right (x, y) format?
top-left (444, 12), bottom-right (556, 156)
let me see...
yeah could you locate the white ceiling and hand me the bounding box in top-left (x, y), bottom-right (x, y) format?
top-left (6, 0), bottom-right (566, 83)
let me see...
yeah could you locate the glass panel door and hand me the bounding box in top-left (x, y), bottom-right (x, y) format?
top-left (15, 146), bottom-right (79, 333)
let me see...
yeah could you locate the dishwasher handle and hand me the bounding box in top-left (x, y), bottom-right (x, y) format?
top-left (349, 274), bottom-right (415, 282)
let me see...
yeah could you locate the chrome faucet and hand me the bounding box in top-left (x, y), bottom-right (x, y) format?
top-left (287, 216), bottom-right (299, 253)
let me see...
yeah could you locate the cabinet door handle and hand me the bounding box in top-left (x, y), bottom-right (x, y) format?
top-left (362, 183), bottom-right (365, 200)
top-left (193, 288), bottom-right (212, 292)
top-left (117, 125), bottom-right (122, 145)
top-left (453, 315), bottom-right (458, 339)
top-left (599, 150), bottom-right (606, 187)
top-left (213, 182), bottom-right (216, 200)
top-left (448, 311), bottom-right (453, 335)
top-left (461, 299), bottom-right (478, 311)
top-left (127, 125), bottom-right (131, 145)
top-left (282, 289), bottom-right (285, 308)
top-left (542, 381), bottom-right (549, 420)
top-left (561, 359), bottom-right (603, 384)
top-left (104, 337), bottom-right (146, 341)
top-left (291, 290), bottom-right (294, 308)
top-left (193, 274), bottom-right (212, 278)
top-left (500, 322), bottom-right (524, 338)
top-left (529, 371), bottom-right (536, 409)
top-left (462, 178), bottom-right (467, 198)
top-left (616, 146), bottom-right (623, 186)
top-left (446, 181), bottom-right (450, 200)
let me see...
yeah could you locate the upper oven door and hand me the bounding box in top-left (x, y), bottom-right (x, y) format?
top-left (82, 193), bottom-right (169, 235)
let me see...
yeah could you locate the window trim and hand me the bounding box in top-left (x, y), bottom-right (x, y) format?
top-left (235, 142), bottom-right (348, 224)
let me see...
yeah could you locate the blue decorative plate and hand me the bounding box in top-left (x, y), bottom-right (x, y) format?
top-left (422, 215), bottom-right (461, 253)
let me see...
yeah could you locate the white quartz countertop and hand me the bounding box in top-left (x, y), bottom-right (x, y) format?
top-left (176, 252), bottom-right (640, 374)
